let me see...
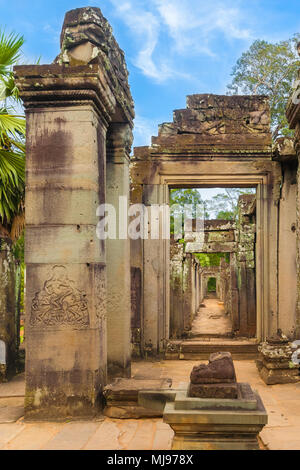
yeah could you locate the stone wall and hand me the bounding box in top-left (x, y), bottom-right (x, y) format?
top-left (169, 242), bottom-right (202, 339)
top-left (235, 195), bottom-right (256, 337)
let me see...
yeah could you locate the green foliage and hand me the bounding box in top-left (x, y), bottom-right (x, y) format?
top-left (194, 252), bottom-right (230, 267)
top-left (216, 210), bottom-right (234, 220)
top-left (206, 188), bottom-right (256, 221)
top-left (227, 35), bottom-right (300, 138)
top-left (0, 29), bottom-right (25, 228)
top-left (170, 188), bottom-right (203, 208)
top-left (170, 188), bottom-right (207, 234)
top-left (12, 230), bottom-right (24, 262)
top-left (0, 30), bottom-right (24, 76)
top-left (207, 277), bottom-right (216, 292)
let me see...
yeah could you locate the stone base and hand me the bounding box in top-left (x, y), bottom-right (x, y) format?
top-left (189, 382), bottom-right (238, 399)
top-left (257, 340), bottom-right (300, 384)
top-left (171, 434), bottom-right (260, 451)
top-left (258, 363), bottom-right (300, 385)
top-left (163, 385), bottom-right (267, 450)
top-left (103, 377), bottom-right (172, 419)
top-left (24, 392), bottom-right (102, 421)
top-left (103, 404), bottom-right (162, 419)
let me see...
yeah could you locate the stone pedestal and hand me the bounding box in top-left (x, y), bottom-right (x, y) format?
top-left (163, 383), bottom-right (267, 450)
top-left (139, 352), bottom-right (267, 450)
top-left (257, 336), bottom-right (300, 385)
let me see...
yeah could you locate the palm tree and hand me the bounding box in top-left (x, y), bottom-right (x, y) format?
top-left (0, 30), bottom-right (25, 241)
top-left (0, 30), bottom-right (26, 380)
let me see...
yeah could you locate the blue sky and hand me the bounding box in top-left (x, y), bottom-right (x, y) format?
top-left (2, 0), bottom-right (300, 149)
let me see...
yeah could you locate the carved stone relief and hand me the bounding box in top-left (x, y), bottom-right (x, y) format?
top-left (30, 265), bottom-right (89, 327)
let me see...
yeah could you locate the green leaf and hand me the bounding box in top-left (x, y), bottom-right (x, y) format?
top-left (0, 29), bottom-right (24, 76)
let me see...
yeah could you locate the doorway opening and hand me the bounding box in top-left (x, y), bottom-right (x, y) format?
top-left (169, 186), bottom-right (257, 340)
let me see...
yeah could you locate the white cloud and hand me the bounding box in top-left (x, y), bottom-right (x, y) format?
top-left (154, 0), bottom-right (251, 54)
top-left (133, 114), bottom-right (167, 148)
top-left (105, 0), bottom-right (253, 81)
top-left (109, 0), bottom-right (194, 82)
top-left (109, 0), bottom-right (163, 81)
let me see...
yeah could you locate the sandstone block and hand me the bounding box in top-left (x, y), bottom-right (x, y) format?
top-left (189, 383), bottom-right (238, 399)
top-left (190, 352), bottom-right (236, 384)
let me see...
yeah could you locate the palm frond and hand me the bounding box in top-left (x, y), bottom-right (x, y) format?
top-left (0, 30), bottom-right (24, 75)
top-left (0, 72), bottom-right (21, 101)
top-left (0, 109), bottom-right (25, 139)
top-left (0, 146), bottom-right (25, 179)
top-left (0, 30), bottom-right (26, 234)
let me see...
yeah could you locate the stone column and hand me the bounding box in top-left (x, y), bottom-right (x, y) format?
top-left (230, 253), bottom-right (239, 332)
top-left (15, 67), bottom-right (111, 419)
top-left (142, 184), bottom-right (168, 354)
top-left (106, 123), bottom-right (132, 378)
top-left (236, 195), bottom-right (256, 337)
top-left (170, 241), bottom-right (184, 338)
top-left (182, 254), bottom-right (193, 333)
top-left (286, 79), bottom-right (300, 338)
top-left (0, 239), bottom-right (17, 381)
top-left (130, 184), bottom-right (143, 356)
top-left (195, 263), bottom-right (200, 312)
top-left (14, 5), bottom-right (134, 419)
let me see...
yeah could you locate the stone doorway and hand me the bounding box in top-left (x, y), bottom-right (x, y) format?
top-left (130, 93), bottom-right (280, 357)
top-left (169, 187), bottom-right (257, 341)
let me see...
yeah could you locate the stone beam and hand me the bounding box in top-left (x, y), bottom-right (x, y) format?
top-left (185, 242), bottom-right (237, 253)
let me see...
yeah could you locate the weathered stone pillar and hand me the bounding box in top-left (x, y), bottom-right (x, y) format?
top-left (0, 239), bottom-right (17, 381)
top-left (274, 144), bottom-right (297, 338)
top-left (106, 123), bottom-right (132, 378)
top-left (230, 253), bottom-right (239, 332)
top-left (14, 6), bottom-right (134, 419)
top-left (236, 195), bottom-right (256, 337)
top-left (142, 184), bottom-right (169, 354)
top-left (195, 262), bottom-right (200, 312)
top-left (130, 184), bottom-right (143, 356)
top-left (170, 241), bottom-right (184, 338)
top-left (286, 90), bottom-right (300, 338)
top-left (18, 86), bottom-right (108, 419)
top-left (182, 254), bottom-right (196, 332)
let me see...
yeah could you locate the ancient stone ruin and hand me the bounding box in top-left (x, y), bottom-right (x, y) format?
top-left (0, 4), bottom-right (297, 427)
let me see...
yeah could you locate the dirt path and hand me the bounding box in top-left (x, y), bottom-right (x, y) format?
top-left (191, 295), bottom-right (232, 336)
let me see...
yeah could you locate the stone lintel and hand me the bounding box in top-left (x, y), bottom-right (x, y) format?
top-left (185, 242), bottom-right (237, 253)
top-left (14, 64), bottom-right (119, 126)
top-left (150, 133), bottom-right (272, 157)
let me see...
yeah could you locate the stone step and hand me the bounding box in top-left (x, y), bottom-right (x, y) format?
top-left (166, 339), bottom-right (258, 360)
